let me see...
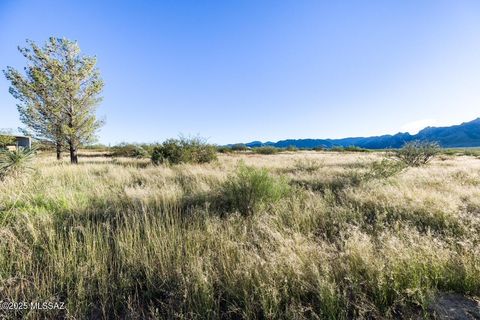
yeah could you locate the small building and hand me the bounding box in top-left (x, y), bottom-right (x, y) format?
top-left (1, 135), bottom-right (32, 150)
top-left (14, 135), bottom-right (32, 149)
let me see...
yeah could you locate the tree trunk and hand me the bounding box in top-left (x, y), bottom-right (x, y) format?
top-left (56, 142), bottom-right (62, 160)
top-left (69, 143), bottom-right (78, 164)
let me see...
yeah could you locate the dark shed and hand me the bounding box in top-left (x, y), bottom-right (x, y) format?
top-left (15, 135), bottom-right (32, 148)
top-left (0, 135), bottom-right (32, 149)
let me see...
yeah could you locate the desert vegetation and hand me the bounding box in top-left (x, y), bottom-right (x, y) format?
top-left (111, 143), bottom-right (150, 159)
top-left (151, 137), bottom-right (217, 165)
top-left (1, 33), bottom-right (478, 320)
top-left (251, 146), bottom-right (280, 155)
top-left (0, 147), bottom-right (36, 179)
top-left (0, 149), bottom-right (478, 319)
top-left (394, 141), bottom-right (440, 167)
top-left (0, 134), bottom-right (15, 149)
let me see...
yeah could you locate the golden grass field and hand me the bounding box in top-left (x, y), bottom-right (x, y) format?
top-left (0, 151), bottom-right (479, 319)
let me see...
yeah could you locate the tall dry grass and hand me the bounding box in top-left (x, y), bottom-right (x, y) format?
top-left (0, 151), bottom-right (479, 319)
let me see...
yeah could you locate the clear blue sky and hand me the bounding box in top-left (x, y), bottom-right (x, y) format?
top-left (1, 0), bottom-right (480, 145)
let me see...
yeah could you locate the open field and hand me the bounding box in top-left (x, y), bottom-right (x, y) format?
top-left (0, 151), bottom-right (479, 319)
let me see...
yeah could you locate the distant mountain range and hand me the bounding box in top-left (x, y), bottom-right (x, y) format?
top-left (237, 118), bottom-right (480, 149)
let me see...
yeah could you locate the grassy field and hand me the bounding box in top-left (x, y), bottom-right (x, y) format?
top-left (0, 151), bottom-right (479, 319)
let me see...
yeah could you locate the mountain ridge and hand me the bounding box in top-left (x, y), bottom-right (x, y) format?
top-left (236, 118), bottom-right (480, 149)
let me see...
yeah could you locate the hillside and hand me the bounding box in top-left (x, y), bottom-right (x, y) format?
top-left (241, 118), bottom-right (480, 149)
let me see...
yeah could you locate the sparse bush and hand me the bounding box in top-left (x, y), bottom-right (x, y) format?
top-left (252, 146), bottom-right (279, 155)
top-left (286, 145), bottom-right (298, 152)
top-left (395, 140), bottom-right (440, 167)
top-left (221, 164), bottom-right (290, 216)
top-left (151, 137), bottom-right (217, 165)
top-left (112, 143), bottom-right (149, 158)
top-left (0, 147), bottom-right (36, 179)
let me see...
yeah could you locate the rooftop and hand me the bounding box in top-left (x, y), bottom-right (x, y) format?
top-left (0, 134), bottom-right (31, 139)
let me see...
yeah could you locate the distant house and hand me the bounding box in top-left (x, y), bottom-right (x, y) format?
top-left (0, 135), bottom-right (32, 150)
top-left (14, 135), bottom-right (32, 149)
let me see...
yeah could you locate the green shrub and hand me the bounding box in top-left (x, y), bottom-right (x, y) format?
top-left (252, 146), bottom-right (279, 155)
top-left (152, 139), bottom-right (183, 164)
top-left (216, 146), bottom-right (232, 153)
top-left (230, 144), bottom-right (248, 151)
top-left (0, 147), bottom-right (36, 179)
top-left (331, 145), bottom-right (370, 152)
top-left (0, 134), bottom-right (15, 149)
top-left (366, 158), bottom-right (406, 180)
top-left (395, 141), bottom-right (440, 167)
top-left (139, 144), bottom-right (157, 156)
top-left (151, 137), bottom-right (217, 165)
top-left (285, 145), bottom-right (298, 152)
top-left (190, 141), bottom-right (217, 164)
top-left (459, 149), bottom-right (480, 157)
top-left (345, 145), bottom-right (370, 152)
top-left (112, 143), bottom-right (149, 158)
top-left (440, 148), bottom-right (480, 157)
top-left (83, 143), bottom-right (109, 150)
top-left (220, 164), bottom-right (290, 216)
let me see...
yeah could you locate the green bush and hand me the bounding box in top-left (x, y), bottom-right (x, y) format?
top-left (216, 146), bottom-right (232, 153)
top-left (439, 148), bottom-right (480, 157)
top-left (0, 147), bottom-right (36, 179)
top-left (139, 144), bottom-right (157, 156)
top-left (366, 158), bottom-right (406, 180)
top-left (395, 141), bottom-right (440, 167)
top-left (0, 134), bottom-right (15, 149)
top-left (462, 149), bottom-right (480, 157)
top-left (331, 145), bottom-right (370, 152)
top-left (152, 140), bottom-right (182, 164)
top-left (83, 144), bottom-right (109, 150)
top-left (230, 144), bottom-right (248, 151)
top-left (220, 164), bottom-right (290, 216)
top-left (252, 146), bottom-right (279, 155)
top-left (151, 137), bottom-right (217, 165)
top-left (112, 143), bottom-right (149, 158)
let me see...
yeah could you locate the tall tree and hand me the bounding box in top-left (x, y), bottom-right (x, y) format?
top-left (4, 37), bottom-right (104, 163)
top-left (54, 38), bottom-right (104, 164)
top-left (4, 39), bottom-right (65, 159)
